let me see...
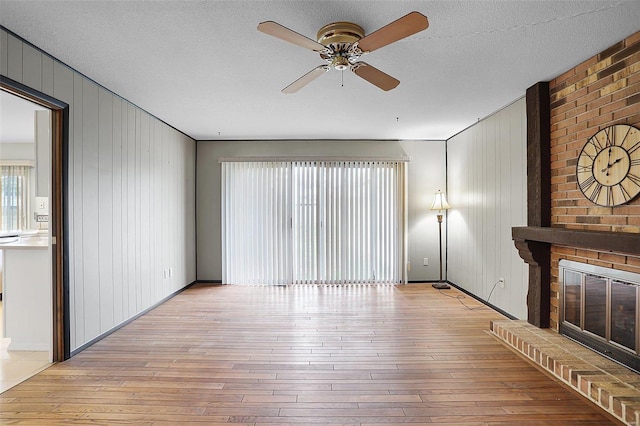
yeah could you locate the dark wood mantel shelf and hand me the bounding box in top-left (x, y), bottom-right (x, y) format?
top-left (512, 226), bottom-right (640, 255)
top-left (512, 226), bottom-right (639, 328)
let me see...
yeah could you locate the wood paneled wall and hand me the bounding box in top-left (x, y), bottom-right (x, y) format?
top-left (447, 99), bottom-right (529, 319)
top-left (1, 28), bottom-right (197, 352)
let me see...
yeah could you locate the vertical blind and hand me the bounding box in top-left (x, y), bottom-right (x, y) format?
top-left (222, 160), bottom-right (406, 285)
top-left (0, 165), bottom-right (31, 232)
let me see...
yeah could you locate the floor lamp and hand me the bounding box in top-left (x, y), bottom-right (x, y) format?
top-left (430, 190), bottom-right (451, 289)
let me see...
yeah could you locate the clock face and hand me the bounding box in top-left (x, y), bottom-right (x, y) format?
top-left (576, 124), bottom-right (640, 206)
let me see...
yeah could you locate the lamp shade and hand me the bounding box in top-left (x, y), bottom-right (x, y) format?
top-left (430, 190), bottom-right (451, 211)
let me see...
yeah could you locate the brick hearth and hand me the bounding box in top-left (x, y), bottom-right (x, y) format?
top-left (491, 319), bottom-right (640, 425)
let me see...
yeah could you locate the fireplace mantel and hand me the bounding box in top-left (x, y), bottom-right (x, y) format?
top-left (512, 225), bottom-right (640, 328)
top-left (512, 226), bottom-right (640, 255)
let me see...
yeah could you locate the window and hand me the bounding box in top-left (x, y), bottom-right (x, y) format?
top-left (0, 165), bottom-right (31, 232)
top-left (222, 160), bottom-right (406, 285)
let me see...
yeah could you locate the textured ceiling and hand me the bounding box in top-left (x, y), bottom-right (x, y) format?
top-left (1, 1), bottom-right (640, 141)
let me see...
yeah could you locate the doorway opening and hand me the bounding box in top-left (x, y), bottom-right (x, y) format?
top-left (0, 76), bottom-right (70, 379)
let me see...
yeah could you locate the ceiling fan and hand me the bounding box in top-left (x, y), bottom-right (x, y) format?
top-left (257, 11), bottom-right (429, 93)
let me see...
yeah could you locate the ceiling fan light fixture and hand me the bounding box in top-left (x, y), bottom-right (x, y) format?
top-left (331, 56), bottom-right (350, 70)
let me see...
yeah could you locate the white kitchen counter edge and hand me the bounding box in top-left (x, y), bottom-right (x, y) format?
top-left (0, 238), bottom-right (49, 249)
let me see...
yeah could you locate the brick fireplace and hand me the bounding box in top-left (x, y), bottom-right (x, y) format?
top-left (505, 30), bottom-right (640, 425)
top-left (547, 31), bottom-right (640, 329)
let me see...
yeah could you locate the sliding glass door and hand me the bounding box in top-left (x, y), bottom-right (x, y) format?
top-left (222, 160), bottom-right (405, 285)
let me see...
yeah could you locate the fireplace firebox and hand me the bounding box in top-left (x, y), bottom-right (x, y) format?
top-left (560, 260), bottom-right (640, 372)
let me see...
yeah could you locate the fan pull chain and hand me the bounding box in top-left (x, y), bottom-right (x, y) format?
top-left (341, 69), bottom-right (344, 87)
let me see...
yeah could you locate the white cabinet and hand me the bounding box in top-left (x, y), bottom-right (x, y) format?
top-left (1, 238), bottom-right (51, 352)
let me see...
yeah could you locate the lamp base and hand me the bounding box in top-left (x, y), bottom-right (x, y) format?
top-left (432, 282), bottom-right (451, 290)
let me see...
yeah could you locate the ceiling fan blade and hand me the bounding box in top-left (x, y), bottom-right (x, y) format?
top-left (352, 62), bottom-right (400, 91)
top-left (357, 11), bottom-right (428, 53)
top-left (258, 21), bottom-right (327, 52)
top-left (282, 65), bottom-right (330, 94)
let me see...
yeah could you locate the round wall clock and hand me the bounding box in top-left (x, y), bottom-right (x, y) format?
top-left (576, 124), bottom-right (640, 206)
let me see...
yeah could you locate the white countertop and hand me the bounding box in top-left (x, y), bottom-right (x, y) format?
top-left (0, 234), bottom-right (49, 249)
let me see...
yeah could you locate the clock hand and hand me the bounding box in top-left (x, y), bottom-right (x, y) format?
top-left (609, 158), bottom-right (622, 167)
top-left (601, 158), bottom-right (623, 174)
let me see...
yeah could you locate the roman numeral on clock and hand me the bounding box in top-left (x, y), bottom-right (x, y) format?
top-left (620, 125), bottom-right (633, 147)
top-left (577, 164), bottom-right (592, 173)
top-left (605, 127), bottom-right (615, 147)
top-left (620, 184), bottom-right (632, 202)
top-left (589, 137), bottom-right (604, 152)
top-left (628, 173), bottom-right (640, 187)
top-left (579, 175), bottom-right (596, 192)
top-left (606, 186), bottom-right (613, 206)
top-left (588, 182), bottom-right (603, 203)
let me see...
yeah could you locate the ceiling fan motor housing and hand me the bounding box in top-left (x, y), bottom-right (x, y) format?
top-left (316, 22), bottom-right (364, 45)
top-left (316, 22), bottom-right (365, 69)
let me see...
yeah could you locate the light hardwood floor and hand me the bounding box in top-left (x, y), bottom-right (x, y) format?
top-left (0, 300), bottom-right (52, 393)
top-left (0, 283), bottom-right (619, 425)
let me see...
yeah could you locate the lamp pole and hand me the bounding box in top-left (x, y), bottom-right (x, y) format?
top-left (437, 213), bottom-right (443, 282)
top-left (430, 190), bottom-right (450, 290)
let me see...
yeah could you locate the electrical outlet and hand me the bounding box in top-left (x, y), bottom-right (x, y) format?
top-left (423, 257), bottom-right (429, 266)
top-left (499, 277), bottom-right (505, 288)
top-left (35, 197), bottom-right (48, 213)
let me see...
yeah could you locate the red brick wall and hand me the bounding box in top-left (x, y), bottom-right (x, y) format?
top-left (548, 31), bottom-right (640, 330)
